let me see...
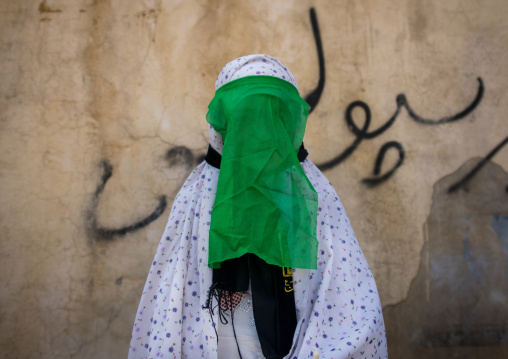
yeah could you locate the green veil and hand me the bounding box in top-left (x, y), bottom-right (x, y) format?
top-left (206, 76), bottom-right (318, 270)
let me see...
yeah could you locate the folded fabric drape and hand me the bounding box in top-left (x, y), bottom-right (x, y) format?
top-left (206, 75), bottom-right (318, 270)
top-left (129, 55), bottom-right (387, 359)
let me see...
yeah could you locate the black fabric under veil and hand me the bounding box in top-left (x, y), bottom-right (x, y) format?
top-left (203, 144), bottom-right (308, 359)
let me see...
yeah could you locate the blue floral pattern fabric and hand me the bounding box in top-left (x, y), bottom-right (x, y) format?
top-left (214, 54), bottom-right (299, 91)
top-left (128, 159), bottom-right (388, 359)
top-left (128, 54), bottom-right (387, 358)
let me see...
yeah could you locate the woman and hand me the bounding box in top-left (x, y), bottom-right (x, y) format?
top-left (128, 54), bottom-right (388, 359)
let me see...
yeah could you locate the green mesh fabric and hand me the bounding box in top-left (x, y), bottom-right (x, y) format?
top-left (206, 76), bottom-right (318, 270)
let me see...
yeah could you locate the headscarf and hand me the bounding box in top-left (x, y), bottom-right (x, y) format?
top-left (215, 54), bottom-right (299, 91)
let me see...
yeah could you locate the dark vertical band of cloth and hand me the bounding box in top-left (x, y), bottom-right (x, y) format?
top-left (249, 254), bottom-right (297, 358)
top-left (209, 254), bottom-right (297, 359)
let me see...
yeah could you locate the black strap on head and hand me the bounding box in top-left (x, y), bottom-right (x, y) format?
top-left (205, 143), bottom-right (309, 169)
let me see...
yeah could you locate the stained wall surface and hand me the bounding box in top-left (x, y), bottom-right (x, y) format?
top-left (0, 0), bottom-right (507, 358)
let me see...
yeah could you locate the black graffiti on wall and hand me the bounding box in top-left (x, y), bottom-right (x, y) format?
top-left (305, 8), bottom-right (325, 114)
top-left (306, 8), bottom-right (507, 191)
top-left (88, 160), bottom-right (166, 239)
top-left (303, 8), bottom-right (486, 186)
top-left (448, 136), bottom-right (508, 193)
top-left (89, 147), bottom-right (203, 239)
top-left (89, 7), bottom-right (503, 238)
top-left (314, 78), bottom-right (484, 185)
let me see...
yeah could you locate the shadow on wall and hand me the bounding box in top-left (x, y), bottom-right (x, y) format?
top-left (384, 158), bottom-right (508, 359)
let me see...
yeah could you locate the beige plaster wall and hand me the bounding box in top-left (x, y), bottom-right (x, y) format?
top-left (0, 0), bottom-right (507, 357)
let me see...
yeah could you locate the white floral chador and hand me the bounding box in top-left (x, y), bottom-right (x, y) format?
top-left (128, 55), bottom-right (388, 359)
